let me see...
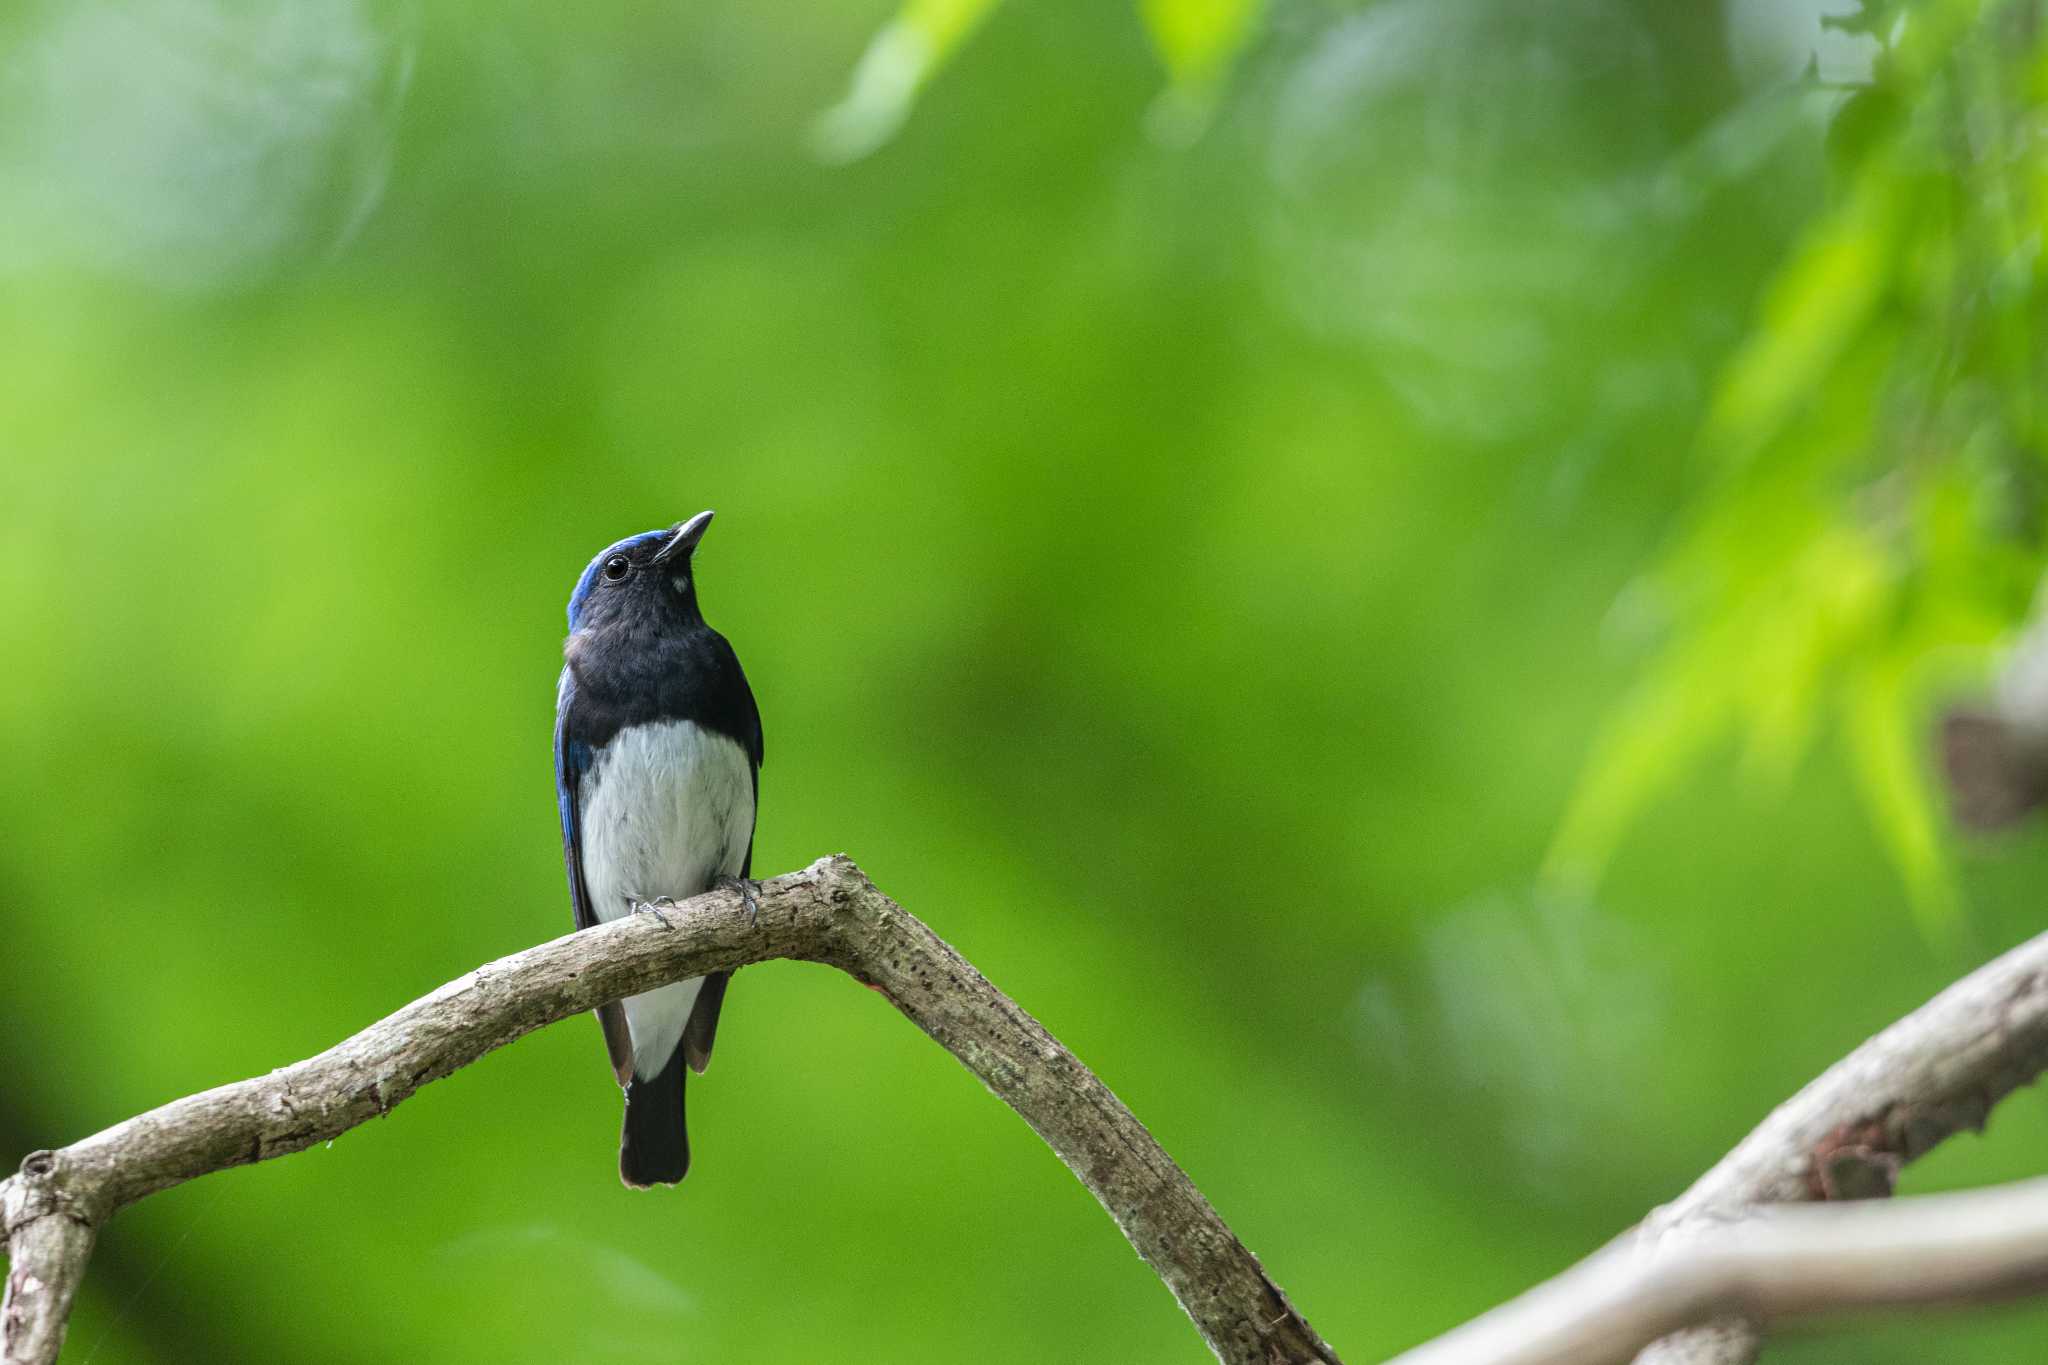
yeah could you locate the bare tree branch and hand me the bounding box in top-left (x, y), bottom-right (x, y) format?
top-left (1630, 923), bottom-right (2048, 1363)
top-left (1387, 1174), bottom-right (2048, 1365)
top-left (1385, 924), bottom-right (2048, 1365)
top-left (0, 855), bottom-right (1335, 1365)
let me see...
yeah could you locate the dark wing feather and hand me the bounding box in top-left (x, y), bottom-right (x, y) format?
top-left (681, 647), bottom-right (761, 1075)
top-left (556, 666), bottom-right (634, 1086)
top-left (682, 973), bottom-right (728, 1074)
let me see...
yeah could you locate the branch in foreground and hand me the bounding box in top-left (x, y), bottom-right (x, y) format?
top-left (1386, 924), bottom-right (2048, 1365)
top-left (1388, 1173), bottom-right (2048, 1365)
top-left (1633, 923), bottom-right (2048, 1364)
top-left (0, 856), bottom-right (1335, 1365)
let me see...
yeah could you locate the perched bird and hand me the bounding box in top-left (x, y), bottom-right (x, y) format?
top-left (553, 510), bottom-right (763, 1186)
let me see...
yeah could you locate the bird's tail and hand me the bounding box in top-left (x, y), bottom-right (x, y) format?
top-left (619, 1045), bottom-right (689, 1187)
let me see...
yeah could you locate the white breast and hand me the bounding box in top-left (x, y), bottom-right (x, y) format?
top-left (578, 719), bottom-right (755, 1075)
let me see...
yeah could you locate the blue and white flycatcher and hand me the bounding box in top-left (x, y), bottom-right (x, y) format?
top-left (553, 511), bottom-right (763, 1186)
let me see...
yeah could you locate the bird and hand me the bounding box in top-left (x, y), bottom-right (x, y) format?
top-left (553, 510), bottom-right (763, 1186)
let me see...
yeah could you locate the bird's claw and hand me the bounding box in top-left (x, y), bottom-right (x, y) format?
top-left (632, 895), bottom-right (681, 929)
top-left (716, 876), bottom-right (762, 926)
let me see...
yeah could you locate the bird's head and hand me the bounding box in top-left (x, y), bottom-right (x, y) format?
top-left (566, 510), bottom-right (715, 636)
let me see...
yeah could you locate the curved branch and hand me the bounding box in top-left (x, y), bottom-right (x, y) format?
top-left (0, 856), bottom-right (1333, 1365)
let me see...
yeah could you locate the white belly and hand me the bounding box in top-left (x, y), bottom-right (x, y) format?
top-left (578, 719), bottom-right (755, 1076)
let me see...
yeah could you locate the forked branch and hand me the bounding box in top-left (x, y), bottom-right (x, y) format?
top-left (1388, 922), bottom-right (2048, 1365)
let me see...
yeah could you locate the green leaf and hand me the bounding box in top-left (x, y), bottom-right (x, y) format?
top-left (1736, 520), bottom-right (1891, 784)
top-left (1139, 0), bottom-right (1262, 91)
top-left (1139, 0), bottom-right (1264, 142)
top-left (1543, 623), bottom-right (1742, 892)
top-left (1698, 171), bottom-right (1905, 471)
top-left (1844, 651), bottom-right (1965, 950)
top-left (812, 0), bottom-right (1003, 164)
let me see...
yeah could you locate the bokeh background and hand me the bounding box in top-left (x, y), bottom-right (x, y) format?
top-left (7, 0), bottom-right (2048, 1361)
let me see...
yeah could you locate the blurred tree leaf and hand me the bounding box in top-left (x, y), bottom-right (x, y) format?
top-left (1139, 0), bottom-right (1263, 89)
top-left (1845, 646), bottom-right (1962, 946)
top-left (1139, 0), bottom-right (1265, 141)
top-left (1699, 170), bottom-right (1903, 473)
top-left (812, 0), bottom-right (1005, 163)
top-left (1549, 0), bottom-right (2048, 941)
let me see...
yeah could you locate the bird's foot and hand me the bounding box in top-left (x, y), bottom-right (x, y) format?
top-left (632, 895), bottom-right (682, 929)
top-left (716, 876), bottom-right (762, 926)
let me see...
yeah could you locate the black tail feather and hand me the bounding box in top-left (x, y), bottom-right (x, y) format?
top-left (619, 1045), bottom-right (689, 1187)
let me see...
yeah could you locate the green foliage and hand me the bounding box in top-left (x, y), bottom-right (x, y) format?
top-left (1551, 0), bottom-right (2048, 938)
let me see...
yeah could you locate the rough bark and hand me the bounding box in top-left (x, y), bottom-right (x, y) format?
top-left (0, 1163), bottom-right (93, 1365)
top-left (0, 856), bottom-right (1334, 1365)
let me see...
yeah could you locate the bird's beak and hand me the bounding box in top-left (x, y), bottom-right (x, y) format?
top-left (652, 509), bottom-right (714, 565)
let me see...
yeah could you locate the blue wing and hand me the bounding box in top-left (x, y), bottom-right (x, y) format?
top-left (554, 665), bottom-right (600, 932)
top-left (557, 664), bottom-right (633, 1084)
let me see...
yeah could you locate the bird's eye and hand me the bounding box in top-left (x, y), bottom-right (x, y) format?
top-left (602, 555), bottom-right (630, 582)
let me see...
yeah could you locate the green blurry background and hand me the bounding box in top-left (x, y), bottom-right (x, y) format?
top-left (7, 0), bottom-right (2048, 1360)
